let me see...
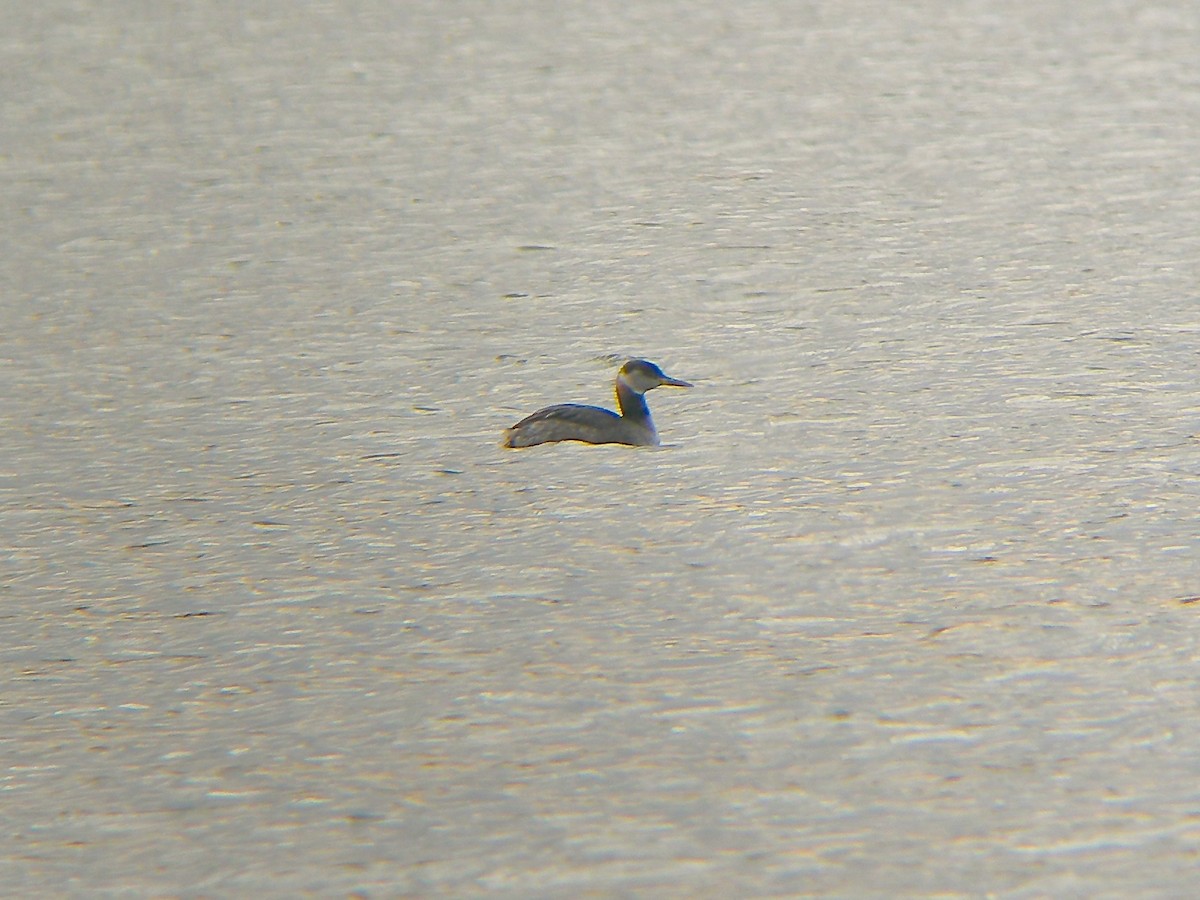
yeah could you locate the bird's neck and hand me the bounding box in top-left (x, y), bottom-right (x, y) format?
top-left (615, 381), bottom-right (651, 423)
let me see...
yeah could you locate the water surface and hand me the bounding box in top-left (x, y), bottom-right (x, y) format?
top-left (3, 1), bottom-right (1200, 895)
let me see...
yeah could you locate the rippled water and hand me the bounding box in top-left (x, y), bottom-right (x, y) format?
top-left (4, 1), bottom-right (1200, 895)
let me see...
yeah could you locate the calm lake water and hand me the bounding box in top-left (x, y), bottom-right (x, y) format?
top-left (4, 1), bottom-right (1200, 895)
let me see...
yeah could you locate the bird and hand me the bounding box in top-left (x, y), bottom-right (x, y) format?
top-left (502, 359), bottom-right (692, 448)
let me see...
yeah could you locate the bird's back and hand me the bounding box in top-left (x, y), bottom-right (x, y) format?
top-left (502, 403), bottom-right (656, 448)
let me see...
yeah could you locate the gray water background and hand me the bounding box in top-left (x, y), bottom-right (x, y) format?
top-left (4, 1), bottom-right (1200, 896)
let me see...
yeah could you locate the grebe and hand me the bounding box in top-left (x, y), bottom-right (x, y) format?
top-left (502, 359), bottom-right (692, 448)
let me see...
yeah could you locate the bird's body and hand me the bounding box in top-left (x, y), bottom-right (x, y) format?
top-left (502, 359), bottom-right (691, 448)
